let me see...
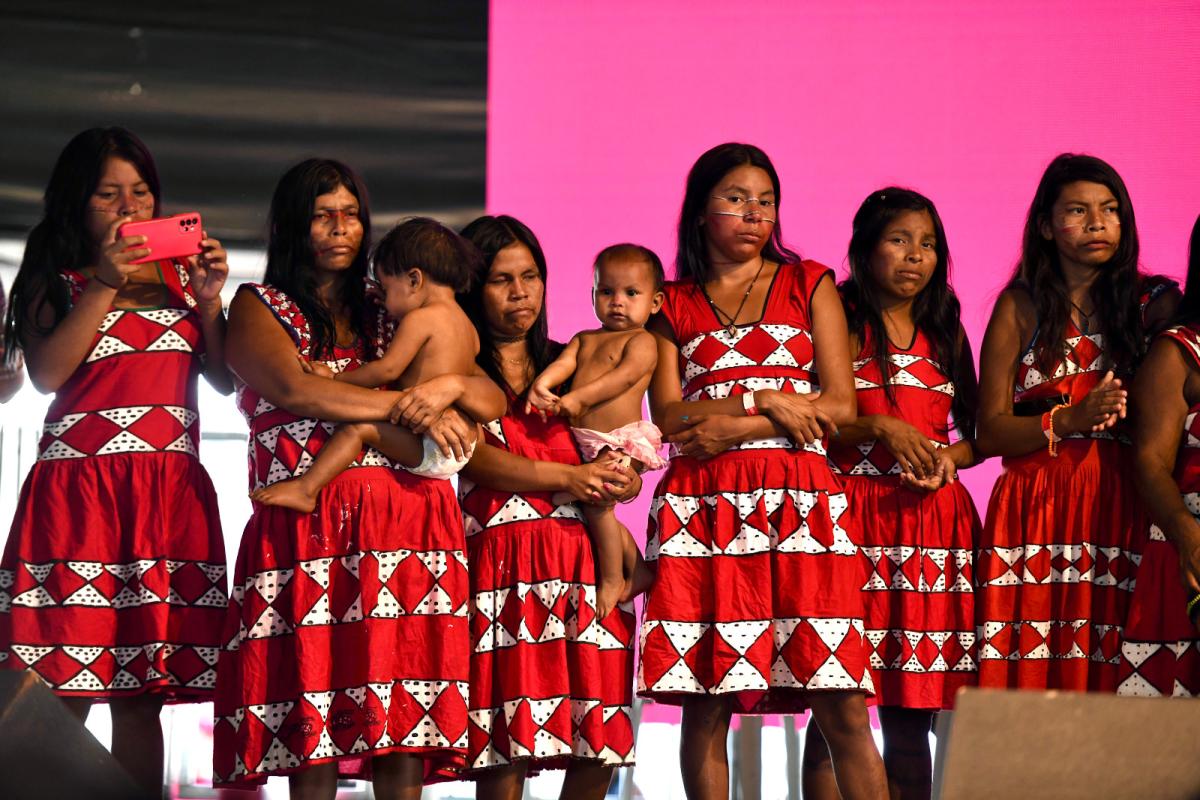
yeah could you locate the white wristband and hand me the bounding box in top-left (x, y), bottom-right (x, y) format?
top-left (742, 390), bottom-right (758, 416)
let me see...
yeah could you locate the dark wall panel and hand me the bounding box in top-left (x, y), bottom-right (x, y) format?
top-left (0, 1), bottom-right (487, 245)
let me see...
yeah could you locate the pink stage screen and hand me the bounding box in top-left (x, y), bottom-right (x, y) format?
top-left (488, 0), bottom-right (1200, 513)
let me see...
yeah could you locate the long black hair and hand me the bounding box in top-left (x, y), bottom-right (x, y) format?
top-left (1011, 153), bottom-right (1144, 376)
top-left (1174, 214), bottom-right (1200, 326)
top-left (264, 158), bottom-right (371, 359)
top-left (676, 142), bottom-right (801, 284)
top-left (4, 127), bottom-right (161, 360)
top-left (840, 187), bottom-right (976, 438)
top-left (459, 214), bottom-right (560, 391)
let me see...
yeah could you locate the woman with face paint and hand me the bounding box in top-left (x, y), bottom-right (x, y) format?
top-left (640, 143), bottom-right (886, 800)
top-left (974, 153), bottom-right (1178, 692)
top-left (213, 160), bottom-right (478, 799)
top-left (1119, 214), bottom-right (1200, 698)
top-left (805, 188), bottom-right (982, 800)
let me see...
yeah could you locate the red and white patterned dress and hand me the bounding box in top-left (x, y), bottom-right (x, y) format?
top-left (829, 325), bottom-right (979, 709)
top-left (458, 391), bottom-right (636, 772)
top-left (0, 264), bottom-right (227, 698)
top-left (212, 284), bottom-right (469, 787)
top-left (1118, 324), bottom-right (1200, 697)
top-left (976, 280), bottom-right (1171, 691)
top-left (639, 261), bottom-right (873, 713)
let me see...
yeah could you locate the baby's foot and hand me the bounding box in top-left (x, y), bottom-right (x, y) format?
top-left (595, 575), bottom-right (625, 620)
top-left (250, 479), bottom-right (318, 513)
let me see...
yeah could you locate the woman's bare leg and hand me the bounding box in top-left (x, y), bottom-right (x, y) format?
top-left (878, 707), bottom-right (935, 800)
top-left (372, 751), bottom-right (424, 800)
top-left (59, 695), bottom-right (93, 724)
top-left (806, 692), bottom-right (886, 800)
top-left (288, 761), bottom-right (338, 800)
top-left (802, 719), bottom-right (841, 800)
top-left (475, 762), bottom-right (529, 800)
top-left (680, 694), bottom-right (734, 800)
top-left (560, 761), bottom-right (615, 800)
top-left (109, 694), bottom-right (165, 796)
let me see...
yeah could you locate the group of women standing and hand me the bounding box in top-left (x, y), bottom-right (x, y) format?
top-left (0, 128), bottom-right (1198, 800)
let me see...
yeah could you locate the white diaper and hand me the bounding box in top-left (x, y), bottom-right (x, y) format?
top-left (404, 435), bottom-right (474, 480)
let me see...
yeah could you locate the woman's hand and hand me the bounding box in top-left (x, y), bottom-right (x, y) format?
top-left (757, 390), bottom-right (837, 444)
top-left (1061, 370), bottom-right (1126, 434)
top-left (425, 406), bottom-right (475, 459)
top-left (562, 460), bottom-right (632, 503)
top-left (899, 448), bottom-right (957, 492)
top-left (595, 456), bottom-right (641, 503)
top-left (95, 216), bottom-right (149, 288)
top-left (873, 416), bottom-right (938, 478)
top-left (187, 233), bottom-right (230, 312)
top-left (389, 374), bottom-right (465, 432)
top-left (668, 414), bottom-right (751, 459)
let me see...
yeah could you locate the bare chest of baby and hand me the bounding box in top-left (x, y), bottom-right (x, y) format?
top-left (573, 328), bottom-right (653, 432)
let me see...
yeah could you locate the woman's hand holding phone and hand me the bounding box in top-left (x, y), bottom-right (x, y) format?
top-left (187, 232), bottom-right (229, 311)
top-left (95, 215), bottom-right (149, 290)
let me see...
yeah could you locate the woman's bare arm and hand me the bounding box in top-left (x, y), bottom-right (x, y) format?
top-left (1133, 337), bottom-right (1200, 593)
top-left (226, 289), bottom-right (399, 421)
top-left (646, 313), bottom-right (778, 439)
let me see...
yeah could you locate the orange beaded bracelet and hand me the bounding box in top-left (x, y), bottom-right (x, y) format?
top-left (1045, 403), bottom-right (1068, 457)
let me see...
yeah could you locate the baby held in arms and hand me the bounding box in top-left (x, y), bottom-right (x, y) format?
top-left (526, 244), bottom-right (666, 617)
top-left (253, 217), bottom-right (497, 511)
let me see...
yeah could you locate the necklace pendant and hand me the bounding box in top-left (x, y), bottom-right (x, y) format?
top-left (726, 323), bottom-right (738, 337)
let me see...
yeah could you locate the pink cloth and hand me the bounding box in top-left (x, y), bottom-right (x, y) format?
top-left (571, 420), bottom-right (667, 470)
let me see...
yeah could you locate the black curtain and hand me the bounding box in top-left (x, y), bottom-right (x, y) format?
top-left (0, 1), bottom-right (487, 245)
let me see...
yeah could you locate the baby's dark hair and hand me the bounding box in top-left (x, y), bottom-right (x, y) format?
top-left (372, 216), bottom-right (480, 293)
top-left (594, 243), bottom-right (665, 291)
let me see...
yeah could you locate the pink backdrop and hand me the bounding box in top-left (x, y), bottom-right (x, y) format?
top-left (488, 0), bottom-right (1200, 508)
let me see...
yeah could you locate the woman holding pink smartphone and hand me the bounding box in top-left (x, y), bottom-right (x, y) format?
top-left (0, 127), bottom-right (232, 794)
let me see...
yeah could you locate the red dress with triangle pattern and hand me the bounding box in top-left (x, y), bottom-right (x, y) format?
top-left (828, 325), bottom-right (980, 709)
top-left (457, 389), bottom-right (636, 772)
top-left (0, 264), bottom-right (227, 699)
top-left (639, 261), bottom-right (873, 713)
top-left (1117, 324), bottom-right (1200, 697)
top-left (976, 279), bottom-right (1172, 691)
top-left (212, 284), bottom-right (469, 787)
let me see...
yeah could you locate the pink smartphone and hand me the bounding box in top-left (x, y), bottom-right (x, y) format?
top-left (119, 212), bottom-right (204, 265)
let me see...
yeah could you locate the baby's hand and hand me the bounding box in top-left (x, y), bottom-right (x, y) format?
top-left (525, 380), bottom-right (560, 419)
top-left (296, 354), bottom-right (335, 379)
top-left (556, 393), bottom-right (584, 420)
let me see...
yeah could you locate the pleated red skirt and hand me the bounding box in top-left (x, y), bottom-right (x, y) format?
top-left (844, 474), bottom-right (979, 709)
top-left (976, 439), bottom-right (1143, 691)
top-left (640, 449), bottom-right (873, 713)
top-left (0, 452), bottom-right (227, 698)
top-left (212, 466), bottom-right (469, 787)
top-left (1118, 525), bottom-right (1200, 696)
top-left (465, 512), bottom-right (636, 772)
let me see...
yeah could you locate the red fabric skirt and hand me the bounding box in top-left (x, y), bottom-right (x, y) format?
top-left (1118, 524), bottom-right (1200, 696)
top-left (640, 449), bottom-right (873, 714)
top-left (976, 439), bottom-right (1143, 692)
top-left (212, 466), bottom-right (470, 787)
top-left (0, 453), bottom-right (226, 699)
top-left (844, 474), bottom-right (978, 710)
top-left (465, 514), bottom-right (636, 772)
